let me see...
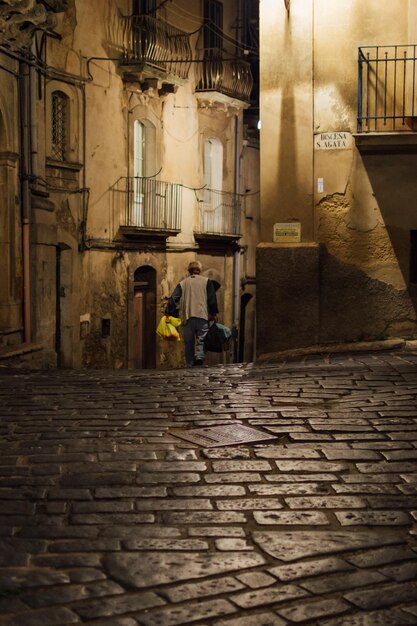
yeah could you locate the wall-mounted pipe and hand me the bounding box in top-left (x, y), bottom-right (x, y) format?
top-left (20, 59), bottom-right (32, 343)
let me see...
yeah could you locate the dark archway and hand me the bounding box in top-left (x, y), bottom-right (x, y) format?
top-left (132, 265), bottom-right (156, 368)
top-left (238, 292), bottom-right (253, 362)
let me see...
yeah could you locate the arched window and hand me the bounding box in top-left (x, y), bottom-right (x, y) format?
top-left (132, 119), bottom-right (156, 226)
top-left (204, 137), bottom-right (223, 196)
top-left (51, 91), bottom-right (68, 161)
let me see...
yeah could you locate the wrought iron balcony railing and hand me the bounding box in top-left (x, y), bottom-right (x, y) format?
top-left (120, 14), bottom-right (191, 82)
top-left (358, 45), bottom-right (417, 132)
top-left (196, 189), bottom-right (241, 238)
top-left (195, 49), bottom-right (253, 105)
top-left (115, 177), bottom-right (182, 233)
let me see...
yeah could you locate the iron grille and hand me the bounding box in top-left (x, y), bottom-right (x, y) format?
top-left (196, 48), bottom-right (253, 104)
top-left (197, 188), bottom-right (241, 237)
top-left (119, 176), bottom-right (182, 231)
top-left (121, 14), bottom-right (191, 81)
top-left (358, 45), bottom-right (417, 132)
top-left (51, 91), bottom-right (68, 160)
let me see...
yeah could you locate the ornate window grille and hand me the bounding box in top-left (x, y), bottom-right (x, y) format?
top-left (51, 91), bottom-right (68, 160)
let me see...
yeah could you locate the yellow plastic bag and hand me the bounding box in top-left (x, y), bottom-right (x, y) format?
top-left (156, 316), bottom-right (182, 341)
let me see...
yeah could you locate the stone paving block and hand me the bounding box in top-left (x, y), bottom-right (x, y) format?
top-left (266, 473), bottom-right (337, 482)
top-left (205, 473), bottom-right (263, 483)
top-left (318, 608), bottom-right (417, 625)
top-left (123, 538), bottom-right (209, 551)
top-left (335, 510), bottom-right (411, 525)
top-left (300, 569), bottom-right (386, 594)
top-left (215, 539), bottom-right (253, 551)
top-left (73, 591), bottom-right (165, 619)
top-left (100, 524), bottom-right (182, 538)
top-left (68, 568), bottom-right (107, 583)
top-left (188, 527), bottom-right (246, 538)
top-left (104, 551), bottom-right (266, 588)
top-left (136, 598), bottom-right (236, 626)
top-left (20, 580), bottom-right (124, 608)
top-left (248, 483), bottom-right (331, 496)
top-left (274, 461), bottom-right (348, 472)
top-left (332, 484), bottom-right (399, 494)
top-left (217, 498), bottom-right (283, 511)
top-left (48, 539), bottom-right (120, 553)
top-left (285, 496), bottom-right (367, 509)
top-left (213, 612), bottom-right (286, 626)
top-left (230, 583), bottom-right (309, 608)
top-left (70, 513), bottom-right (154, 525)
top-left (345, 545), bottom-right (417, 567)
top-left (135, 498), bottom-right (213, 511)
top-left (268, 556), bottom-right (354, 582)
top-left (254, 447), bottom-right (321, 459)
top-left (162, 575), bottom-right (245, 602)
top-left (201, 448), bottom-right (251, 459)
top-left (95, 486), bottom-right (167, 498)
top-left (379, 560), bottom-right (417, 581)
top-left (254, 511), bottom-right (330, 525)
top-left (277, 598), bottom-right (350, 622)
top-left (253, 530), bottom-right (401, 562)
top-left (139, 461), bottom-right (207, 472)
top-left (212, 461), bottom-right (272, 472)
top-left (235, 572), bottom-right (276, 589)
top-left (344, 580), bottom-right (417, 609)
top-left (163, 512), bottom-right (247, 524)
top-left (136, 472), bottom-right (201, 484)
top-left (173, 485), bottom-right (246, 497)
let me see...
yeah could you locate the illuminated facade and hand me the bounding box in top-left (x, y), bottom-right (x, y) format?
top-left (258, 0), bottom-right (417, 354)
top-left (0, 0), bottom-right (259, 368)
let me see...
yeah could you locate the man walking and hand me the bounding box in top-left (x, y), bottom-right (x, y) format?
top-left (166, 261), bottom-right (218, 367)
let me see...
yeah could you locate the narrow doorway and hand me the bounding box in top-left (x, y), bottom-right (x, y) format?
top-left (238, 292), bottom-right (253, 363)
top-left (132, 265), bottom-right (156, 368)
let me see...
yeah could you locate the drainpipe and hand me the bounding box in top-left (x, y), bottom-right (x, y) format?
top-left (20, 58), bottom-right (32, 344)
top-left (232, 113), bottom-right (241, 362)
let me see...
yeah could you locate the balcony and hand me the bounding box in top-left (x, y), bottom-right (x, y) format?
top-left (195, 49), bottom-right (253, 110)
top-left (119, 14), bottom-right (191, 90)
top-left (194, 189), bottom-right (242, 247)
top-left (115, 177), bottom-right (182, 240)
top-left (356, 45), bottom-right (417, 153)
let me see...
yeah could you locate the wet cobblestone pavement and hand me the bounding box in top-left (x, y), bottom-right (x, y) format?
top-left (1, 349), bottom-right (417, 625)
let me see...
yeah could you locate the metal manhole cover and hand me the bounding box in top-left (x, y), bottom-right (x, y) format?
top-left (171, 424), bottom-right (278, 447)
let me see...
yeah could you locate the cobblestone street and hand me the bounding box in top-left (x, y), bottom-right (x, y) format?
top-left (1, 349), bottom-right (417, 626)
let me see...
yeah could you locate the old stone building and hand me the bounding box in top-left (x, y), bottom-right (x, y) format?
top-left (258, 0), bottom-right (417, 356)
top-left (0, 0), bottom-right (259, 368)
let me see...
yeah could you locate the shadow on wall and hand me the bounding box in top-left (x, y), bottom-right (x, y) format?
top-left (319, 149), bottom-right (417, 342)
top-left (269, 17), bottom-right (299, 235)
top-left (319, 247), bottom-right (417, 343)
top-left (364, 151), bottom-right (417, 333)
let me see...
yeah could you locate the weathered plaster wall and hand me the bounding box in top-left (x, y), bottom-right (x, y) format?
top-left (258, 0), bottom-right (417, 355)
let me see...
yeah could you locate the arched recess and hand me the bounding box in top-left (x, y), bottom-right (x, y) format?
top-left (131, 265), bottom-right (156, 369)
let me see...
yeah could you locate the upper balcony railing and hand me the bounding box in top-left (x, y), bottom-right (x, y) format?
top-left (358, 45), bottom-right (417, 133)
top-left (120, 14), bottom-right (191, 83)
top-left (196, 189), bottom-right (242, 238)
top-left (114, 176), bottom-right (182, 234)
top-left (195, 48), bottom-right (253, 105)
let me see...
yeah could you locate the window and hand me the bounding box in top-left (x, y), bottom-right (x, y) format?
top-left (132, 119), bottom-right (156, 226)
top-left (204, 0), bottom-right (223, 51)
top-left (133, 0), bottom-right (157, 14)
top-left (204, 137), bottom-right (223, 195)
top-left (51, 90), bottom-right (68, 161)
